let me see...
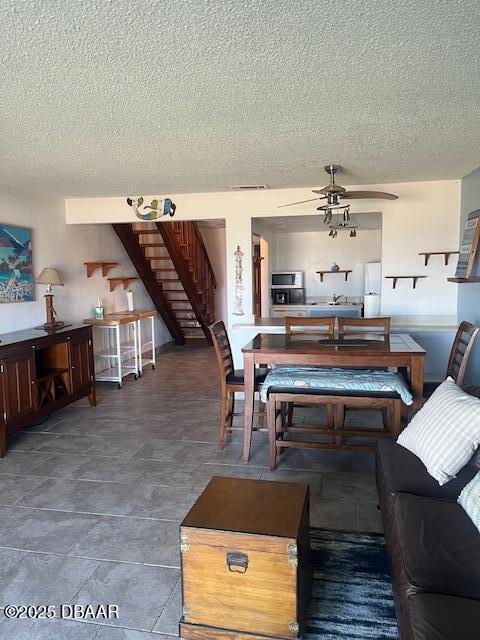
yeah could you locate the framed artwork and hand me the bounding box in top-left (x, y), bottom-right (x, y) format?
top-left (0, 224), bottom-right (34, 302)
top-left (455, 209), bottom-right (480, 278)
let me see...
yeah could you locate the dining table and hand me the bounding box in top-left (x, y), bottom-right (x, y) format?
top-left (241, 332), bottom-right (426, 462)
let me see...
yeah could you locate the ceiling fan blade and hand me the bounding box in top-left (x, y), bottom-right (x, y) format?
top-left (277, 197), bottom-right (323, 208)
top-left (313, 185), bottom-right (346, 195)
top-left (342, 191), bottom-right (398, 200)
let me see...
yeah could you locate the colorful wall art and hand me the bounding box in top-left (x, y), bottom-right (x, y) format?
top-left (455, 209), bottom-right (480, 278)
top-left (0, 224), bottom-right (34, 302)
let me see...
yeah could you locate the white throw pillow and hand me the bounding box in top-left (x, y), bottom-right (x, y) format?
top-left (397, 377), bottom-right (480, 485)
top-left (458, 471), bottom-right (480, 534)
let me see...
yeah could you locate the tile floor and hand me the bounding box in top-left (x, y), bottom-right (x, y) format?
top-left (0, 343), bottom-right (382, 639)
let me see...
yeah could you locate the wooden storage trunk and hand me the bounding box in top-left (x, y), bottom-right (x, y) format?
top-left (179, 476), bottom-right (311, 640)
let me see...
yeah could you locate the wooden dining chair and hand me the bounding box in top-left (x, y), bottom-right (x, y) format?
top-left (338, 316), bottom-right (391, 336)
top-left (284, 316), bottom-right (336, 431)
top-left (424, 321), bottom-right (479, 396)
top-left (209, 321), bottom-right (267, 450)
top-left (336, 316), bottom-right (395, 442)
top-left (447, 321), bottom-right (479, 384)
top-left (285, 316), bottom-right (336, 336)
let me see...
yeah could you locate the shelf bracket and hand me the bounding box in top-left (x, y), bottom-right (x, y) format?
top-left (108, 277), bottom-right (138, 292)
top-left (418, 252), bottom-right (459, 267)
top-left (385, 276), bottom-right (427, 290)
top-left (316, 270), bottom-right (352, 283)
top-left (85, 262), bottom-right (118, 278)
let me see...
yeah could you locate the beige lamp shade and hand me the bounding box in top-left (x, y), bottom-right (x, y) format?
top-left (36, 267), bottom-right (64, 286)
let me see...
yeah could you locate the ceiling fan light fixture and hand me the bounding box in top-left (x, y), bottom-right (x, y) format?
top-left (278, 165), bottom-right (398, 209)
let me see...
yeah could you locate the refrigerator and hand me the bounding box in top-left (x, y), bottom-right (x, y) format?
top-left (364, 262), bottom-right (381, 317)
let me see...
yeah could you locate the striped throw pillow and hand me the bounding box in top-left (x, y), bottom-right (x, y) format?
top-left (458, 472), bottom-right (480, 533)
top-left (397, 377), bottom-right (480, 485)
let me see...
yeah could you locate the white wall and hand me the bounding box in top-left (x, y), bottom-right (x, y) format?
top-left (271, 229), bottom-right (382, 300)
top-left (199, 226), bottom-right (227, 324)
top-left (66, 179), bottom-right (461, 365)
top-left (381, 182), bottom-right (460, 316)
top-left (0, 184), bottom-right (171, 369)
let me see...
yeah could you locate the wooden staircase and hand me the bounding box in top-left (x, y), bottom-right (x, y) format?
top-left (112, 221), bottom-right (216, 345)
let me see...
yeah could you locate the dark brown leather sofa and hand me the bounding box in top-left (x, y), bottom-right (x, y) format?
top-left (376, 438), bottom-right (480, 640)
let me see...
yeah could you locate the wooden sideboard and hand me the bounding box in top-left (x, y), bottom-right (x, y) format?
top-left (0, 324), bottom-right (96, 457)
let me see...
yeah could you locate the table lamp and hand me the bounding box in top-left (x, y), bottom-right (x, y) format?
top-left (35, 267), bottom-right (65, 330)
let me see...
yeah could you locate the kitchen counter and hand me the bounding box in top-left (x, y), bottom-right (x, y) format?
top-left (270, 302), bottom-right (363, 319)
top-left (233, 316), bottom-right (458, 333)
top-left (272, 303), bottom-right (361, 310)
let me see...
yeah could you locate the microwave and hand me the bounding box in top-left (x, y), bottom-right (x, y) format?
top-left (271, 271), bottom-right (304, 288)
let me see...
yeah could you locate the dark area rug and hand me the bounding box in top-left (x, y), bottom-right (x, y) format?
top-left (306, 529), bottom-right (398, 639)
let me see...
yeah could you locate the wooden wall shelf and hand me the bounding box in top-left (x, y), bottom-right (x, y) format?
top-left (316, 270), bottom-right (352, 282)
top-left (108, 277), bottom-right (138, 291)
top-left (385, 276), bottom-right (427, 289)
top-left (84, 262), bottom-right (118, 278)
top-left (447, 277), bottom-right (480, 283)
top-left (418, 251), bottom-right (459, 266)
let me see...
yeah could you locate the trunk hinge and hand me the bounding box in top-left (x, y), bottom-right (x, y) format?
top-left (180, 531), bottom-right (189, 552)
top-left (287, 543), bottom-right (298, 567)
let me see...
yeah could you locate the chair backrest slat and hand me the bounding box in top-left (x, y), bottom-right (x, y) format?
top-left (446, 321), bottom-right (479, 385)
top-left (338, 316), bottom-right (391, 336)
top-left (209, 321), bottom-right (234, 385)
top-left (285, 316), bottom-right (335, 336)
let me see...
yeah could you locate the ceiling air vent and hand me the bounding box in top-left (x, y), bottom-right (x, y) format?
top-left (229, 184), bottom-right (269, 190)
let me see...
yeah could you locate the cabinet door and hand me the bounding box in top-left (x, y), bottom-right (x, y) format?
top-left (70, 334), bottom-right (94, 393)
top-left (1, 352), bottom-right (37, 424)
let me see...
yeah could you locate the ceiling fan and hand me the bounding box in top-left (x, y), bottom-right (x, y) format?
top-left (278, 164), bottom-right (398, 210)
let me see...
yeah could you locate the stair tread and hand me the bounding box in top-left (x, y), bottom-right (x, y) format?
top-left (132, 230), bottom-right (159, 235)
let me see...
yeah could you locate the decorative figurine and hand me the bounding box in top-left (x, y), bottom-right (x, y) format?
top-left (331, 262), bottom-right (340, 272)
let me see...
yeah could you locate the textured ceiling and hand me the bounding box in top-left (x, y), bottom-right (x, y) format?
top-left (1, 0), bottom-right (479, 197)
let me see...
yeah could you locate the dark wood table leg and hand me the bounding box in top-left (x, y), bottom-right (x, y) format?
top-left (243, 352), bottom-right (255, 463)
top-left (88, 386), bottom-right (97, 407)
top-left (410, 355), bottom-right (425, 411)
top-left (0, 427), bottom-right (5, 457)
